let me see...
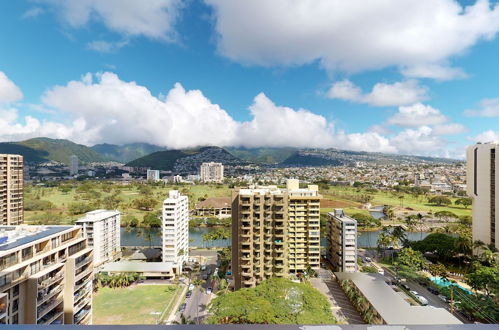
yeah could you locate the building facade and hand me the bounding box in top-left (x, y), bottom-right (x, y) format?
top-left (200, 162), bottom-right (224, 183)
top-left (0, 154), bottom-right (23, 226)
top-left (76, 210), bottom-right (121, 267)
top-left (0, 225), bottom-right (93, 325)
top-left (232, 179), bottom-right (321, 290)
top-left (146, 169), bottom-right (160, 182)
top-left (162, 191), bottom-right (189, 272)
top-left (326, 209), bottom-right (358, 272)
top-left (192, 197), bottom-right (231, 218)
top-left (467, 142), bottom-right (499, 250)
top-left (69, 155), bottom-right (78, 176)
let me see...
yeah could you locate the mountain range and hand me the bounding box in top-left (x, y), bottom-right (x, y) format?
top-left (0, 137), bottom-right (459, 167)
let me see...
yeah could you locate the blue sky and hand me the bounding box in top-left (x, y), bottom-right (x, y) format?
top-left (1, 0), bottom-right (499, 158)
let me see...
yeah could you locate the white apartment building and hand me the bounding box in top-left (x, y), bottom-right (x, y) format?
top-left (200, 162), bottom-right (224, 183)
top-left (0, 225), bottom-right (93, 325)
top-left (146, 169), bottom-right (160, 182)
top-left (467, 142), bottom-right (498, 250)
top-left (0, 154), bottom-right (24, 225)
top-left (69, 155), bottom-right (78, 176)
top-left (162, 191), bottom-right (189, 272)
top-left (326, 209), bottom-right (358, 272)
top-left (76, 210), bottom-right (121, 267)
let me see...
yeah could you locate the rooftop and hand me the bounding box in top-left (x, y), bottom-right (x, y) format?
top-left (329, 209), bottom-right (357, 224)
top-left (76, 209), bottom-right (120, 223)
top-left (335, 272), bottom-right (462, 325)
top-left (0, 225), bottom-right (73, 252)
top-left (195, 197), bottom-right (231, 209)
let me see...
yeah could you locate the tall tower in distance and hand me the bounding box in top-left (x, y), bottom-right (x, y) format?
top-left (200, 162), bottom-right (224, 183)
top-left (69, 155), bottom-right (79, 176)
top-left (467, 142), bottom-right (498, 251)
top-left (162, 190), bottom-right (189, 272)
top-left (0, 154), bottom-right (24, 225)
top-left (231, 179), bottom-right (321, 290)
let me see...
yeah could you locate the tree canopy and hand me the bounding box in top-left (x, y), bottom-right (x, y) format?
top-left (208, 278), bottom-right (336, 324)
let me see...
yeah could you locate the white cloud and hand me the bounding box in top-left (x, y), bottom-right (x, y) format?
top-left (22, 7), bottom-right (45, 19)
top-left (327, 79), bottom-right (428, 106)
top-left (0, 72), bottom-right (23, 103)
top-left (237, 93), bottom-right (334, 148)
top-left (38, 0), bottom-right (184, 41)
top-left (464, 98), bottom-right (499, 117)
top-left (432, 123), bottom-right (467, 135)
top-left (0, 72), bottom-right (465, 157)
top-left (387, 103), bottom-right (448, 127)
top-left (205, 0), bottom-right (499, 79)
top-left (87, 40), bottom-right (129, 53)
top-left (471, 130), bottom-right (499, 142)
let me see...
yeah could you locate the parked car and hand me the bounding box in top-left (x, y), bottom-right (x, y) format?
top-left (377, 268), bottom-right (385, 275)
top-left (401, 283), bottom-right (410, 291)
top-left (206, 287), bottom-right (212, 294)
top-left (179, 303), bottom-right (186, 313)
top-left (207, 268), bottom-right (212, 275)
top-left (186, 290), bottom-right (192, 298)
top-left (188, 284), bottom-right (194, 291)
top-left (200, 265), bottom-right (207, 271)
top-left (428, 287), bottom-right (440, 295)
top-left (410, 290), bottom-right (419, 296)
top-left (202, 274), bottom-right (208, 280)
top-left (438, 294), bottom-right (449, 303)
top-left (416, 295), bottom-right (429, 306)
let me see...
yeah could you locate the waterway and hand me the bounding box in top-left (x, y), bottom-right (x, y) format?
top-left (120, 227), bottom-right (429, 249)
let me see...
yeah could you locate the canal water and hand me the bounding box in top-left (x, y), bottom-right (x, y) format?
top-left (120, 227), bottom-right (429, 248)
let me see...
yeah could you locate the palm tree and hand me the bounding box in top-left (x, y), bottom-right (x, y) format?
top-left (416, 213), bottom-right (425, 240)
top-left (473, 240), bottom-right (486, 255)
top-left (391, 226), bottom-right (407, 248)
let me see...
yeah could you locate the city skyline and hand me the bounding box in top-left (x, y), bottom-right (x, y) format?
top-left (0, 1), bottom-right (499, 158)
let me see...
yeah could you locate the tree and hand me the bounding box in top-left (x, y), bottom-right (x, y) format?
top-left (428, 196), bottom-right (452, 206)
top-left (133, 197), bottom-right (157, 211)
top-left (455, 197), bottom-right (472, 209)
top-left (465, 265), bottom-right (499, 297)
top-left (428, 263), bottom-right (449, 281)
top-left (411, 233), bottom-right (457, 260)
top-left (173, 314), bottom-right (195, 325)
top-left (391, 226), bottom-right (407, 247)
top-left (395, 248), bottom-right (426, 271)
top-left (434, 211), bottom-right (458, 223)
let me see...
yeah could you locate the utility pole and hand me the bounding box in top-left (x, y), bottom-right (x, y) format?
top-left (449, 286), bottom-right (454, 314)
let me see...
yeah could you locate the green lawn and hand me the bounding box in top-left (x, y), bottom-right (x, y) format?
top-left (93, 284), bottom-right (180, 325)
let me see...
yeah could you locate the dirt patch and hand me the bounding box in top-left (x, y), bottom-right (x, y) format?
top-left (321, 199), bottom-right (357, 208)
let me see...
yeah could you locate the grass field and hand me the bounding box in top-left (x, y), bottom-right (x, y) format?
top-left (93, 284), bottom-right (180, 324)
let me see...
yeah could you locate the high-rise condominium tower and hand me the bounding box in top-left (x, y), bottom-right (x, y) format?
top-left (76, 210), bottom-right (121, 266)
top-left (0, 154), bottom-right (23, 225)
top-left (200, 162), bottom-right (224, 183)
top-left (326, 209), bottom-right (358, 272)
top-left (232, 179), bottom-right (321, 290)
top-left (162, 191), bottom-right (189, 272)
top-left (467, 142), bottom-right (498, 250)
top-left (69, 155), bottom-right (78, 176)
top-left (0, 225), bottom-right (93, 325)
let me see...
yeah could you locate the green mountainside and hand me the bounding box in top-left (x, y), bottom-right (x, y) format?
top-left (91, 143), bottom-right (165, 163)
top-left (0, 138), bottom-right (104, 164)
top-left (225, 147), bottom-right (297, 164)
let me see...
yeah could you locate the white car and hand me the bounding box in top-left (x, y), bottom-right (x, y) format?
top-left (377, 268), bottom-right (384, 275)
top-left (206, 287), bottom-right (212, 295)
top-left (188, 284), bottom-right (194, 291)
top-left (416, 295), bottom-right (429, 306)
top-left (410, 290), bottom-right (419, 296)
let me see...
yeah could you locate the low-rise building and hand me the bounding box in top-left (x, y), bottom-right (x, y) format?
top-left (326, 209), bottom-right (358, 272)
top-left (76, 210), bottom-right (121, 267)
top-left (0, 225), bottom-right (93, 325)
top-left (192, 197), bottom-right (231, 218)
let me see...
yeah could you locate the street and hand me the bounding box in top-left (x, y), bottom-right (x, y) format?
top-left (174, 249), bottom-right (219, 324)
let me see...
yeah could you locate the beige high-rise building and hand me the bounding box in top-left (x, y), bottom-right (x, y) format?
top-left (0, 154), bottom-right (23, 225)
top-left (0, 225), bottom-right (93, 325)
top-left (232, 179), bottom-right (321, 290)
top-left (200, 162), bottom-right (224, 183)
top-left (467, 142), bottom-right (498, 250)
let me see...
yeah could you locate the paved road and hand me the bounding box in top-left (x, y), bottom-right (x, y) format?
top-left (175, 249), bottom-right (218, 324)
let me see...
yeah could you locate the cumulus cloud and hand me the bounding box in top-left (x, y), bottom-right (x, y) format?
top-left (205, 0), bottom-right (499, 79)
top-left (327, 79), bottom-right (428, 106)
top-left (471, 130), bottom-right (499, 142)
top-left (0, 72), bottom-right (466, 157)
top-left (464, 98), bottom-right (499, 117)
top-left (432, 123), bottom-right (467, 135)
top-left (0, 72), bottom-right (23, 103)
top-left (38, 0), bottom-right (184, 41)
top-left (387, 103), bottom-right (448, 127)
